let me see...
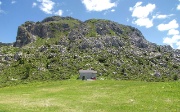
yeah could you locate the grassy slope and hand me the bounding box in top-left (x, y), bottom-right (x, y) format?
top-left (0, 80), bottom-right (179, 112)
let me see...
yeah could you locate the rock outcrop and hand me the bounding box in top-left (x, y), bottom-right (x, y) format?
top-left (0, 16), bottom-right (179, 83)
top-left (14, 16), bottom-right (82, 47)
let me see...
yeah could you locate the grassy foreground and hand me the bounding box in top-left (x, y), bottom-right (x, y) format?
top-left (0, 80), bottom-right (180, 112)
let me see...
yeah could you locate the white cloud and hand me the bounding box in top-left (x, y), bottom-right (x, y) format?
top-left (129, 1), bottom-right (142, 11)
top-left (157, 19), bottom-right (179, 31)
top-left (11, 0), bottom-right (16, 4)
top-left (163, 37), bottom-right (174, 47)
top-left (161, 19), bottom-right (180, 49)
top-left (130, 2), bottom-right (155, 18)
top-left (32, 2), bottom-right (37, 7)
top-left (163, 35), bottom-right (180, 48)
top-left (54, 10), bottom-right (63, 16)
top-left (37, 0), bottom-right (55, 14)
top-left (82, 0), bottom-right (117, 12)
top-left (168, 29), bottom-right (179, 35)
top-left (154, 14), bottom-right (174, 19)
top-left (176, 41), bottom-right (180, 49)
top-left (111, 9), bottom-right (115, 12)
top-left (129, 2), bottom-right (156, 28)
top-left (103, 8), bottom-right (116, 15)
top-left (0, 1), bottom-right (4, 14)
top-left (156, 15), bottom-right (167, 19)
top-left (133, 18), bottom-right (153, 28)
top-left (177, 4), bottom-right (180, 10)
top-left (36, 0), bottom-right (63, 16)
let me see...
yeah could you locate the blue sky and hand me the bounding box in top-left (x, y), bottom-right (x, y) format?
top-left (0, 0), bottom-right (180, 49)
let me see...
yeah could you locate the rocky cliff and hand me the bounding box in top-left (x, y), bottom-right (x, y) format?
top-left (0, 16), bottom-right (179, 86)
top-left (13, 16), bottom-right (180, 62)
top-left (14, 16), bottom-right (81, 47)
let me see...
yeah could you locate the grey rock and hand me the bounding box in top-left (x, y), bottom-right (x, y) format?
top-left (4, 56), bottom-right (10, 61)
top-left (13, 26), bottom-right (36, 47)
top-left (14, 16), bottom-right (82, 47)
top-left (14, 52), bottom-right (22, 60)
top-left (154, 72), bottom-right (161, 77)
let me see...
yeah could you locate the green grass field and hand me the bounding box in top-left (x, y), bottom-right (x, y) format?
top-left (0, 80), bottom-right (180, 112)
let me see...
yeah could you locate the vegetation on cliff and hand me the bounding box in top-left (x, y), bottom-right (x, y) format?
top-left (0, 16), bottom-right (180, 86)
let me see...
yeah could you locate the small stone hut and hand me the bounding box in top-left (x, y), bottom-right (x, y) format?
top-left (79, 70), bottom-right (97, 80)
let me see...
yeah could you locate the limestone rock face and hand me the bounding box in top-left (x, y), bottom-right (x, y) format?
top-left (13, 16), bottom-right (153, 50)
top-left (14, 26), bottom-right (36, 47)
top-left (14, 16), bottom-right (81, 47)
top-left (1, 16), bottom-right (180, 82)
